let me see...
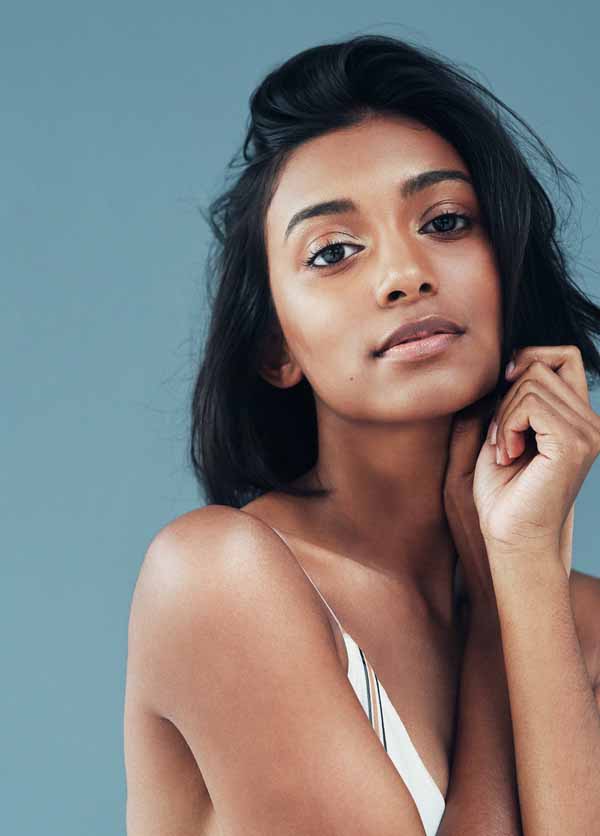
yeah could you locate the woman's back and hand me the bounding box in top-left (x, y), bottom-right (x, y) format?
top-left (124, 504), bottom-right (464, 835)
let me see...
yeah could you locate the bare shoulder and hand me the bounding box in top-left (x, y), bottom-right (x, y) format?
top-left (569, 568), bottom-right (600, 688)
top-left (129, 502), bottom-right (332, 714)
top-left (137, 503), bottom-right (335, 606)
top-left (126, 503), bottom-right (427, 835)
top-left (124, 504), bottom-right (321, 835)
top-left (144, 501), bottom-right (321, 566)
top-left (136, 504), bottom-right (302, 611)
top-left (143, 503), bottom-right (275, 567)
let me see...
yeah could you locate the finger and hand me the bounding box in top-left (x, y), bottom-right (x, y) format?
top-left (495, 364), bottom-right (600, 461)
top-left (504, 350), bottom-right (581, 577)
top-left (493, 345), bottom-right (587, 451)
top-left (498, 379), bottom-right (595, 464)
top-left (506, 345), bottom-right (590, 405)
top-left (499, 393), bottom-right (596, 525)
top-left (499, 386), bottom-right (595, 471)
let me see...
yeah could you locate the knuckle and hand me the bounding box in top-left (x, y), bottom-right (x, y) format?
top-left (571, 431), bottom-right (590, 458)
top-left (522, 390), bottom-right (542, 406)
top-left (518, 378), bottom-right (537, 395)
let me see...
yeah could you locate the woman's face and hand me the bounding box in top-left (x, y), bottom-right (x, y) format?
top-left (263, 115), bottom-right (502, 424)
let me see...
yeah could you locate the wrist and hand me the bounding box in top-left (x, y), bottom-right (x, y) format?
top-left (485, 542), bottom-right (563, 577)
top-left (486, 553), bottom-right (568, 605)
top-left (483, 532), bottom-right (561, 560)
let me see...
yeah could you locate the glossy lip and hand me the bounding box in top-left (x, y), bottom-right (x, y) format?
top-left (374, 314), bottom-right (465, 356)
top-left (377, 331), bottom-right (463, 362)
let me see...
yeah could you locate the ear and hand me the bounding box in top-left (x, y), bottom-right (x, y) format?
top-left (258, 327), bottom-right (304, 389)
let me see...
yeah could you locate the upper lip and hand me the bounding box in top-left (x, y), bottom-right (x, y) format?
top-left (375, 314), bottom-right (465, 355)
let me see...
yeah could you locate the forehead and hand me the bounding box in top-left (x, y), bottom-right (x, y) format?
top-left (266, 115), bottom-right (469, 244)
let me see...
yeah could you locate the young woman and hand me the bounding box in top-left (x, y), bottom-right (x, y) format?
top-left (124, 34), bottom-right (600, 836)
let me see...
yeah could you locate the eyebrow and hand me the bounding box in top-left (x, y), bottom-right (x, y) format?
top-left (283, 168), bottom-right (473, 242)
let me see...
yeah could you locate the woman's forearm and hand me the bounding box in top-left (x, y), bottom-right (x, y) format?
top-left (487, 550), bottom-right (600, 835)
top-left (437, 607), bottom-right (522, 835)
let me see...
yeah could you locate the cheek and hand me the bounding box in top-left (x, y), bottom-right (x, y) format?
top-left (458, 244), bottom-right (503, 342)
top-left (280, 283), bottom-right (357, 359)
top-left (442, 247), bottom-right (503, 382)
top-left (283, 305), bottom-right (372, 409)
top-left (298, 322), bottom-right (361, 388)
top-left (471, 283), bottom-right (503, 386)
top-left (274, 299), bottom-right (345, 392)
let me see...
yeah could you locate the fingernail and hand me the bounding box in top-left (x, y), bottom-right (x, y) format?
top-left (488, 420), bottom-right (497, 445)
top-left (505, 360), bottom-right (515, 378)
top-left (496, 446), bottom-right (502, 464)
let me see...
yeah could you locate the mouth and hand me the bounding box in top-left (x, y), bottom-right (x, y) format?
top-left (376, 331), bottom-right (464, 362)
top-left (394, 329), bottom-right (454, 345)
top-left (374, 315), bottom-right (466, 356)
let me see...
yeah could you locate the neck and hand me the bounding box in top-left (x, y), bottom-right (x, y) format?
top-left (284, 413), bottom-right (459, 624)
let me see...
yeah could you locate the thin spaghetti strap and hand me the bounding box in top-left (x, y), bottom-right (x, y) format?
top-left (270, 525), bottom-right (346, 634)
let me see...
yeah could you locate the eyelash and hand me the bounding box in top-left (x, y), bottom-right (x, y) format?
top-left (301, 211), bottom-right (474, 270)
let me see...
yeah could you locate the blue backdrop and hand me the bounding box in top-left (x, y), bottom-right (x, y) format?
top-left (4, 2), bottom-right (599, 833)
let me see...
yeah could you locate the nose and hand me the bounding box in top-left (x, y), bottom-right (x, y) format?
top-left (375, 267), bottom-right (438, 307)
top-left (374, 236), bottom-right (438, 307)
top-left (376, 276), bottom-right (437, 306)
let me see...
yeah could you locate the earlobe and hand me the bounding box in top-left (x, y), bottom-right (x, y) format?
top-left (260, 362), bottom-right (304, 389)
top-left (258, 330), bottom-right (304, 389)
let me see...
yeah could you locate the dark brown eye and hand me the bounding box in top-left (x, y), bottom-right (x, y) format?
top-left (302, 240), bottom-right (362, 269)
top-left (420, 211), bottom-right (473, 236)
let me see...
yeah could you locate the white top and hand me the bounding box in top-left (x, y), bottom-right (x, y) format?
top-left (272, 526), bottom-right (446, 836)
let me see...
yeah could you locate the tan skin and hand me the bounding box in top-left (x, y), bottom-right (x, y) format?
top-left (124, 115), bottom-right (600, 835)
top-left (247, 114), bottom-right (504, 797)
top-left (259, 114), bottom-right (502, 618)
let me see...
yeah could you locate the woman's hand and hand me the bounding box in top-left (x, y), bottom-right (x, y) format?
top-left (442, 398), bottom-right (523, 836)
top-left (472, 345), bottom-right (600, 575)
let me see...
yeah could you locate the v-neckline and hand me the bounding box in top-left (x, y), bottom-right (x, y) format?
top-left (340, 625), bottom-right (447, 807)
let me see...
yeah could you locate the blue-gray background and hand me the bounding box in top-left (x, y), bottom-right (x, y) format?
top-left (4, 2), bottom-right (599, 833)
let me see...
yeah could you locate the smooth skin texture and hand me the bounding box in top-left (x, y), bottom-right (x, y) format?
top-left (261, 114), bottom-right (502, 619)
top-left (466, 344), bottom-right (600, 834)
top-left (480, 346), bottom-right (599, 557)
top-left (437, 347), bottom-right (600, 834)
top-left (124, 115), bottom-right (600, 835)
top-left (126, 507), bottom-right (433, 836)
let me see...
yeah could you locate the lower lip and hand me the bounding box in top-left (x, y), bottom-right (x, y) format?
top-left (377, 332), bottom-right (463, 361)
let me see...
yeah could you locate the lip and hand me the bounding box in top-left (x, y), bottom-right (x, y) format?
top-left (374, 314), bottom-right (465, 355)
top-left (377, 331), bottom-right (463, 362)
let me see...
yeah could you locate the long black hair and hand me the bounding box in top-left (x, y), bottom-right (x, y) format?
top-left (190, 33), bottom-right (600, 508)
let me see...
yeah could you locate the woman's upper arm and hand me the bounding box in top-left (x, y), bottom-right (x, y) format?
top-left (126, 505), bottom-right (426, 836)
